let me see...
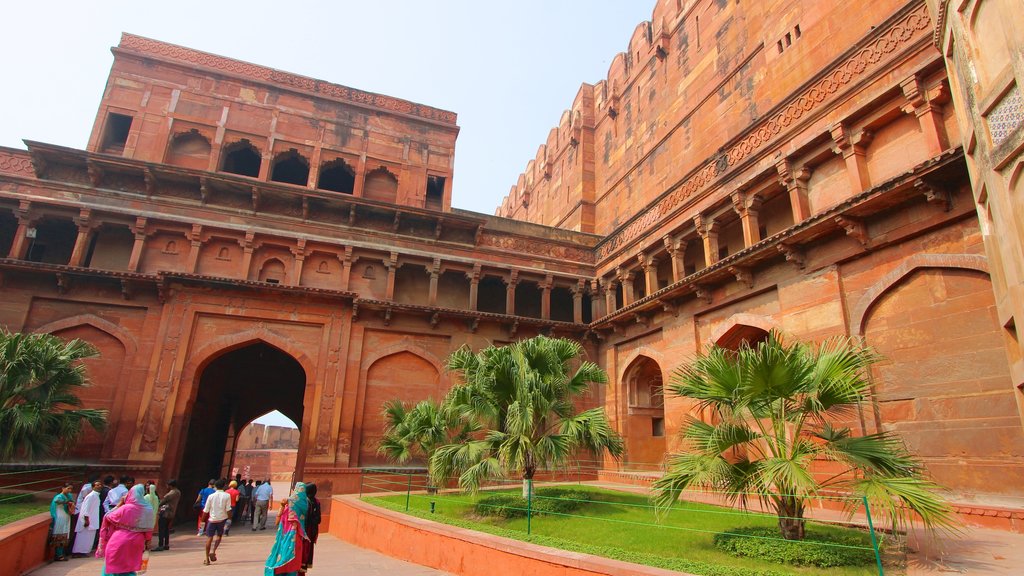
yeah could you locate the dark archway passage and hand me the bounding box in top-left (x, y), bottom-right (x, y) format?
top-left (177, 342), bottom-right (306, 517)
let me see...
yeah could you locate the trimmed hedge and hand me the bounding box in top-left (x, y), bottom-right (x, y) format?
top-left (474, 487), bottom-right (591, 519)
top-left (712, 526), bottom-right (878, 567)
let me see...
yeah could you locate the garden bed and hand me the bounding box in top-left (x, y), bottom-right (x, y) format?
top-left (363, 486), bottom-right (896, 576)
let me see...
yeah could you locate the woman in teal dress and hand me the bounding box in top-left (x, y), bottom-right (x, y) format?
top-left (49, 482), bottom-right (74, 561)
top-left (264, 482), bottom-right (309, 576)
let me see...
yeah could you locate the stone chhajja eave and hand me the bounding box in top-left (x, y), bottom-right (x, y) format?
top-left (0, 259), bottom-right (589, 336)
top-left (9, 142), bottom-right (596, 272)
top-left (589, 147), bottom-right (966, 330)
top-left (592, 0), bottom-right (935, 263)
top-left (353, 298), bottom-right (588, 337)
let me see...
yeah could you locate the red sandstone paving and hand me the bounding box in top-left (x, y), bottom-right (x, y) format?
top-left (28, 511), bottom-right (448, 576)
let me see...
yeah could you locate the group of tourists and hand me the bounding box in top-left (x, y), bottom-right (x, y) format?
top-left (48, 474), bottom-right (321, 575)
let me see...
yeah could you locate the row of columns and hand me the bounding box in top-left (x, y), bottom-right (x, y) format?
top-left (601, 73), bottom-right (951, 313)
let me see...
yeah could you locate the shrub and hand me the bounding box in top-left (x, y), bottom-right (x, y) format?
top-left (712, 526), bottom-right (878, 567)
top-left (474, 487), bottom-right (591, 519)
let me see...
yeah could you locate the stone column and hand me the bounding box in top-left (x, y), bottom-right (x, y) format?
top-left (291, 239), bottom-right (307, 286)
top-left (127, 217), bottom-right (148, 272)
top-left (731, 191), bottom-right (764, 248)
top-left (604, 277), bottom-right (618, 314)
top-left (339, 246), bottom-right (355, 291)
top-left (590, 279), bottom-right (605, 319)
top-left (638, 252), bottom-right (659, 296)
top-left (617, 266), bottom-right (635, 306)
top-left (777, 158), bottom-right (812, 224)
top-left (663, 235), bottom-right (685, 284)
top-left (504, 270), bottom-right (519, 316)
top-left (900, 75), bottom-right (949, 157)
top-left (385, 252), bottom-right (398, 301)
top-left (830, 124), bottom-right (873, 194)
top-left (8, 201), bottom-right (34, 260)
top-left (572, 279), bottom-right (585, 323)
top-left (466, 264), bottom-right (481, 311)
top-left (186, 224), bottom-right (203, 273)
top-left (540, 275), bottom-right (553, 320)
top-left (427, 258), bottom-right (440, 306)
top-left (694, 213), bottom-right (720, 268)
top-left (238, 231), bottom-right (256, 280)
top-left (68, 209), bottom-right (94, 267)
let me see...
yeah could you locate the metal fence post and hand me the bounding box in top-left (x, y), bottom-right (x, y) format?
top-left (405, 471), bottom-right (412, 511)
top-left (526, 479), bottom-right (533, 535)
top-left (358, 468), bottom-right (365, 499)
top-left (862, 496), bottom-right (884, 576)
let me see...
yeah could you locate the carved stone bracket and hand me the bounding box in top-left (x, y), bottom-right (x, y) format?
top-left (301, 197), bottom-right (310, 220)
top-left (777, 244), bottom-right (806, 270)
top-left (251, 187), bottom-right (261, 212)
top-left (467, 317), bottom-right (480, 333)
top-left (658, 298), bottom-right (678, 317)
top-left (86, 161), bottom-right (104, 187)
top-left (509, 320), bottom-right (520, 339)
top-left (429, 312), bottom-right (441, 329)
top-left (199, 177), bottom-right (211, 204)
top-left (143, 168), bottom-right (158, 196)
top-left (56, 272), bottom-right (69, 294)
top-left (834, 216), bottom-right (869, 247)
top-left (693, 285), bottom-right (712, 304)
top-left (729, 266), bottom-right (754, 289)
top-left (348, 205), bottom-right (357, 226)
top-left (914, 178), bottom-right (953, 211)
top-left (120, 278), bottom-right (133, 300)
top-left (351, 302), bottom-right (360, 322)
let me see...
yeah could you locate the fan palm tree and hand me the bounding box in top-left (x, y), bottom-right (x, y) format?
top-left (378, 398), bottom-right (478, 493)
top-left (652, 330), bottom-right (958, 540)
top-left (431, 335), bottom-right (623, 497)
top-left (0, 330), bottom-right (107, 462)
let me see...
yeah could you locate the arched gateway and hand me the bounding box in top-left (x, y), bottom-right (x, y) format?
top-left (171, 340), bottom-right (309, 514)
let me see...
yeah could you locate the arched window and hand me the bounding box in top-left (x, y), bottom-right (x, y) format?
top-left (317, 158), bottom-right (355, 194)
top-left (166, 130), bottom-right (212, 170)
top-left (258, 258), bottom-right (287, 284)
top-left (363, 167), bottom-right (398, 203)
top-left (221, 140), bottom-right (262, 177)
top-left (270, 149), bottom-right (310, 186)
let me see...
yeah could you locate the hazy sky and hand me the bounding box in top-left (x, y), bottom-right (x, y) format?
top-left (0, 1), bottom-right (654, 215)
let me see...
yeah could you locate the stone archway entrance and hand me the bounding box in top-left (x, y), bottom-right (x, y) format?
top-left (622, 356), bottom-right (666, 469)
top-left (176, 342), bottom-right (307, 513)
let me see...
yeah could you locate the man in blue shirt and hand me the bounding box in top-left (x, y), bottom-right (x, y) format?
top-left (194, 479), bottom-right (216, 536)
top-left (252, 479), bottom-right (274, 530)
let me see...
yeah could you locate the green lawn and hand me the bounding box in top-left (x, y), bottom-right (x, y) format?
top-left (365, 486), bottom-right (896, 576)
top-left (0, 497), bottom-right (50, 527)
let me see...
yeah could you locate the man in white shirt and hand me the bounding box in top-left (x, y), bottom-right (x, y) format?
top-left (71, 480), bottom-right (102, 557)
top-left (104, 476), bottom-right (131, 513)
top-left (202, 478), bottom-right (232, 565)
top-left (252, 480), bottom-right (274, 531)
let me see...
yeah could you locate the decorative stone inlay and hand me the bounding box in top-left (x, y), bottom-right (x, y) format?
top-left (118, 34), bottom-right (458, 126)
top-left (0, 150), bottom-right (34, 176)
top-left (595, 4), bottom-right (932, 261)
top-left (987, 84), bottom-right (1023, 146)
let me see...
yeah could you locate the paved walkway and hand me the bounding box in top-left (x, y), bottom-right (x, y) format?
top-left (30, 513), bottom-right (447, 576)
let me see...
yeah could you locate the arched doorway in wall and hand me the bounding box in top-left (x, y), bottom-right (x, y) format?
top-left (177, 342), bottom-right (306, 518)
top-left (622, 356), bottom-right (665, 470)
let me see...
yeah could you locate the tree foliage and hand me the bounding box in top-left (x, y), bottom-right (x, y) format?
top-left (652, 331), bottom-right (958, 540)
top-left (0, 330), bottom-right (107, 462)
top-left (429, 335), bottom-right (623, 495)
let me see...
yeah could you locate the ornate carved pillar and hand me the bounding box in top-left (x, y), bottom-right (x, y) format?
top-left (467, 264), bottom-right (481, 311)
top-left (731, 191), bottom-right (764, 247)
top-left (504, 270), bottom-right (519, 316)
top-left (572, 279), bottom-right (585, 323)
top-left (384, 252), bottom-right (398, 301)
top-left (127, 217), bottom-right (149, 272)
top-left (68, 209), bottom-right (94, 267)
top-left (238, 231), bottom-right (256, 280)
top-left (8, 200), bottom-right (34, 260)
top-left (776, 158), bottom-right (812, 223)
top-left (604, 277), bottom-right (618, 314)
top-left (427, 258), bottom-right (440, 306)
top-left (663, 234), bottom-right (685, 284)
top-left (830, 124), bottom-right (873, 194)
top-left (290, 239), bottom-right (307, 286)
top-left (590, 279), bottom-right (605, 319)
top-left (617, 265), bottom-right (635, 306)
top-left (900, 75), bottom-right (950, 157)
top-left (540, 275), bottom-right (553, 320)
top-left (186, 224), bottom-right (203, 273)
top-left (638, 252), bottom-right (659, 296)
top-left (339, 246), bottom-right (355, 291)
top-left (694, 213), bottom-right (720, 268)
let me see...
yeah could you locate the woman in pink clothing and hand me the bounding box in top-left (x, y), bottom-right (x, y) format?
top-left (96, 484), bottom-right (154, 576)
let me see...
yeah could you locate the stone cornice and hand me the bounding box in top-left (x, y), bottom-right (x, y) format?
top-left (116, 33), bottom-right (458, 128)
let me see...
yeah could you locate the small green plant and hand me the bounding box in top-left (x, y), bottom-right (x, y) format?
top-left (474, 487), bottom-right (591, 519)
top-left (712, 527), bottom-right (877, 567)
